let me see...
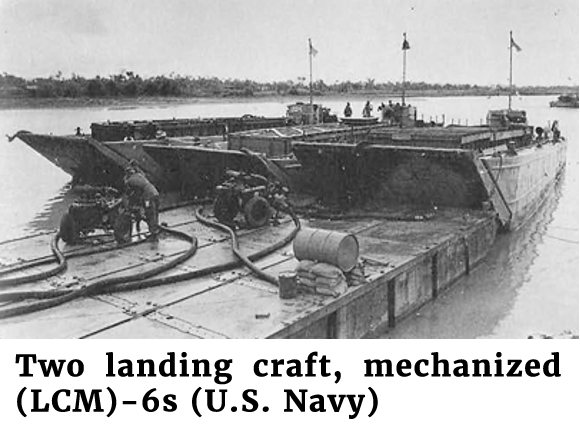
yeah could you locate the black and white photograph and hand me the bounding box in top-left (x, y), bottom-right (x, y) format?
top-left (0, 0), bottom-right (577, 340)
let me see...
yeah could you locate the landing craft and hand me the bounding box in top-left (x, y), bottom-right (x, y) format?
top-left (0, 34), bottom-right (568, 339)
top-left (8, 105), bottom-right (337, 191)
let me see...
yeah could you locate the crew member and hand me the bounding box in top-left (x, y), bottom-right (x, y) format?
top-left (379, 102), bottom-right (394, 124)
top-left (393, 102), bottom-right (402, 124)
top-left (362, 100), bottom-right (373, 118)
top-left (124, 164), bottom-right (160, 238)
top-left (551, 120), bottom-right (561, 141)
top-left (344, 102), bottom-right (352, 118)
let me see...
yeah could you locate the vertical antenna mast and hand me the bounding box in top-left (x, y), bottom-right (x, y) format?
top-left (308, 38), bottom-right (314, 122)
top-left (402, 33), bottom-right (408, 106)
top-left (509, 30), bottom-right (513, 110)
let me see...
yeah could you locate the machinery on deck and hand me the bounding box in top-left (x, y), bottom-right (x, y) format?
top-left (59, 186), bottom-right (140, 245)
top-left (213, 170), bottom-right (288, 228)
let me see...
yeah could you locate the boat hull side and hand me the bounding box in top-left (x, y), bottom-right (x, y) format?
top-left (482, 140), bottom-right (567, 230)
top-left (293, 142), bottom-right (490, 209)
top-left (15, 132), bottom-right (91, 178)
top-left (15, 132), bottom-right (128, 187)
top-left (143, 144), bottom-right (269, 196)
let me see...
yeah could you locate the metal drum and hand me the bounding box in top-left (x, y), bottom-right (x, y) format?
top-left (278, 272), bottom-right (298, 299)
top-left (293, 228), bottom-right (359, 272)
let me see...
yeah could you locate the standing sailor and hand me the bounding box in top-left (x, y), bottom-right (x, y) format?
top-left (344, 102), bottom-right (352, 117)
top-left (362, 100), bottom-right (373, 117)
top-left (551, 120), bottom-right (561, 141)
top-left (381, 101), bottom-right (395, 124)
top-left (123, 164), bottom-right (160, 238)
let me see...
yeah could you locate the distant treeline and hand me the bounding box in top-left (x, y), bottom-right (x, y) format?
top-left (0, 71), bottom-right (576, 99)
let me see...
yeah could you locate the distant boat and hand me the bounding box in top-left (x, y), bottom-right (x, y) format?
top-left (549, 93), bottom-right (579, 108)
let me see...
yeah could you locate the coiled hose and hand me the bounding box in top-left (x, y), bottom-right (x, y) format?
top-left (0, 233), bottom-right (155, 288)
top-left (0, 207), bottom-right (301, 319)
top-left (0, 234), bottom-right (67, 287)
top-left (0, 225), bottom-right (198, 319)
top-left (0, 199), bottom-right (211, 288)
top-left (195, 207), bottom-right (286, 286)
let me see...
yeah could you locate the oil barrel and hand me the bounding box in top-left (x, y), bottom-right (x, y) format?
top-left (293, 228), bottom-right (359, 272)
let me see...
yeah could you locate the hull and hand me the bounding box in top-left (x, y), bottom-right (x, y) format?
top-left (14, 131), bottom-right (233, 189)
top-left (91, 116), bottom-right (289, 141)
top-left (294, 142), bottom-right (495, 210)
top-left (481, 139), bottom-right (567, 230)
top-left (549, 95), bottom-right (579, 109)
top-left (549, 101), bottom-right (579, 108)
top-left (12, 116), bottom-right (567, 234)
top-left (143, 144), bottom-right (267, 196)
top-left (142, 122), bottom-right (388, 195)
top-left (11, 116), bottom-right (290, 186)
top-left (9, 112), bottom-right (411, 192)
top-left (143, 142), bottom-right (299, 196)
top-left (12, 132), bottom-right (126, 187)
top-left (292, 129), bottom-right (566, 231)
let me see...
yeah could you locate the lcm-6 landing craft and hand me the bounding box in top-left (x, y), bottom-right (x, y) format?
top-left (0, 33), bottom-right (568, 339)
top-left (8, 104), bottom-right (338, 190)
top-left (8, 114), bottom-right (292, 189)
top-left (8, 101), bottom-right (565, 232)
top-left (0, 103), bottom-right (566, 338)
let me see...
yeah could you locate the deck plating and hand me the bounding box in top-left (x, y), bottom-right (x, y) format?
top-left (0, 203), bottom-right (497, 339)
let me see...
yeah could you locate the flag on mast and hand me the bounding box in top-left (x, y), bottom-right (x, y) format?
top-left (402, 33), bottom-right (410, 50)
top-left (309, 39), bottom-right (318, 57)
top-left (510, 35), bottom-right (522, 52)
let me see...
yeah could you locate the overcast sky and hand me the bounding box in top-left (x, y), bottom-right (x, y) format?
top-left (0, 0), bottom-right (577, 86)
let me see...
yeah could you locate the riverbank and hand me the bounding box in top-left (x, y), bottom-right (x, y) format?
top-left (0, 88), bottom-right (569, 110)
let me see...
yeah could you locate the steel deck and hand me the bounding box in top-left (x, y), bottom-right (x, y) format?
top-left (0, 205), bottom-right (497, 339)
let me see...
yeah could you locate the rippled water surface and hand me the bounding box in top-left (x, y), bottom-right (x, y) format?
top-left (0, 95), bottom-right (577, 338)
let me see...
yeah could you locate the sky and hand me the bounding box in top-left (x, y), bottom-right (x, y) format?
top-left (0, 0), bottom-right (578, 86)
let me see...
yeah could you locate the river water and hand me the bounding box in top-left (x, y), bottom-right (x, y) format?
top-left (0, 95), bottom-right (577, 338)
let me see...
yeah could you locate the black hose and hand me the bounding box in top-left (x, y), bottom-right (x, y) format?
top-left (0, 234), bottom-right (67, 287)
top-left (0, 199), bottom-right (208, 286)
top-left (0, 208), bottom-right (300, 319)
top-left (95, 208), bottom-right (300, 295)
top-left (195, 208), bottom-right (279, 285)
top-left (0, 225), bottom-right (197, 319)
top-left (0, 227), bottom-right (175, 283)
